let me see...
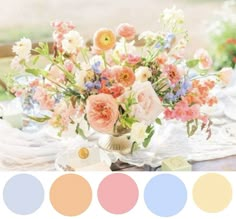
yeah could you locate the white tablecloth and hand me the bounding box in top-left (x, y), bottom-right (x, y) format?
top-left (0, 84), bottom-right (236, 170)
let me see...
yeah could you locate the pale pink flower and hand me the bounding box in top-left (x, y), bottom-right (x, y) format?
top-left (15, 89), bottom-right (24, 97)
top-left (127, 54), bottom-right (141, 65)
top-left (48, 65), bottom-right (65, 83)
top-left (51, 21), bottom-right (76, 51)
top-left (86, 94), bottom-right (119, 134)
top-left (10, 56), bottom-right (24, 71)
top-left (194, 48), bottom-right (212, 70)
top-left (29, 79), bottom-right (40, 87)
top-left (33, 87), bottom-right (55, 110)
top-left (131, 81), bottom-right (164, 124)
top-left (64, 60), bottom-right (74, 72)
top-left (218, 67), bottom-right (234, 85)
top-left (116, 23), bottom-right (136, 40)
top-left (49, 101), bottom-right (77, 131)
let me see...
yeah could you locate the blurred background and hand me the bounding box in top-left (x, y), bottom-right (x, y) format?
top-left (0, 0), bottom-right (230, 83)
top-left (0, 0), bottom-right (224, 46)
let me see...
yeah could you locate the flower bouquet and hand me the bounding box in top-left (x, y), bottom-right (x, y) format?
top-left (11, 7), bottom-right (218, 154)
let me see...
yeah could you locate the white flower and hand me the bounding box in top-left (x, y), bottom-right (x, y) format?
top-left (12, 38), bottom-right (32, 59)
top-left (62, 30), bottom-right (84, 54)
top-left (135, 66), bottom-right (152, 82)
top-left (10, 56), bottom-right (24, 71)
top-left (161, 6), bottom-right (184, 24)
top-left (138, 31), bottom-right (157, 41)
top-left (90, 55), bottom-right (105, 73)
top-left (130, 122), bottom-right (147, 144)
top-left (115, 38), bottom-right (136, 54)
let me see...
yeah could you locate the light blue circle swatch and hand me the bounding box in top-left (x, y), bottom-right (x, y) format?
top-left (3, 174), bottom-right (44, 215)
top-left (144, 174), bottom-right (187, 217)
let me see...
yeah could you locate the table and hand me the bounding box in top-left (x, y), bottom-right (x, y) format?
top-left (112, 155), bottom-right (236, 171)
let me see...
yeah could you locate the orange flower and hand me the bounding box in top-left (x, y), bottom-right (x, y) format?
top-left (93, 28), bottom-right (116, 51)
top-left (114, 66), bottom-right (135, 87)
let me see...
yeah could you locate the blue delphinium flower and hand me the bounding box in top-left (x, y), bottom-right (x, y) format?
top-left (94, 81), bottom-right (101, 89)
top-left (164, 33), bottom-right (175, 49)
top-left (165, 78), bottom-right (191, 102)
top-left (92, 61), bottom-right (102, 74)
top-left (176, 79), bottom-right (191, 97)
top-left (85, 81), bottom-right (94, 90)
top-left (165, 92), bottom-right (177, 101)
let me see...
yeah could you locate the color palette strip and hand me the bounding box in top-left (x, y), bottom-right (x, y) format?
top-left (0, 172), bottom-right (234, 218)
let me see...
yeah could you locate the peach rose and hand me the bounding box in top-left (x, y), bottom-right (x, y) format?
top-left (86, 94), bottom-right (119, 134)
top-left (116, 23), bottom-right (136, 40)
top-left (194, 48), bottom-right (212, 70)
top-left (131, 81), bottom-right (164, 124)
top-left (218, 67), bottom-right (234, 85)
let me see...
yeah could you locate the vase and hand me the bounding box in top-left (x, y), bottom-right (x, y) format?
top-left (98, 127), bottom-right (133, 155)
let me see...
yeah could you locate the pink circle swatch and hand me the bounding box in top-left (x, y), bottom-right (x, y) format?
top-left (97, 173), bottom-right (139, 214)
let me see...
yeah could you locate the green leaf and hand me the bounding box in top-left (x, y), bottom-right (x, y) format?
top-left (186, 59), bottom-right (199, 68)
top-left (25, 68), bottom-right (48, 77)
top-left (27, 115), bottom-right (50, 123)
top-left (32, 55), bottom-right (40, 65)
top-left (155, 118), bottom-right (162, 125)
top-left (131, 142), bottom-right (139, 154)
top-left (75, 124), bottom-right (86, 139)
top-left (143, 130), bottom-right (155, 148)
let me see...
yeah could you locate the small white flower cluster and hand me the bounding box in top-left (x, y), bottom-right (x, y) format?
top-left (161, 6), bottom-right (184, 25)
top-left (11, 38), bottom-right (32, 71)
top-left (62, 30), bottom-right (84, 54)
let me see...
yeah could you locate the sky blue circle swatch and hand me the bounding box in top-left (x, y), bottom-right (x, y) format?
top-left (3, 174), bottom-right (44, 215)
top-left (144, 174), bottom-right (187, 217)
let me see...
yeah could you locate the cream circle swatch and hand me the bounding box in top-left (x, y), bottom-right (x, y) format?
top-left (193, 173), bottom-right (232, 213)
top-left (50, 174), bottom-right (92, 216)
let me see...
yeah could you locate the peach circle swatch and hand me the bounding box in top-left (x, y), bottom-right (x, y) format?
top-left (193, 173), bottom-right (232, 213)
top-left (50, 174), bottom-right (92, 216)
top-left (97, 173), bottom-right (139, 214)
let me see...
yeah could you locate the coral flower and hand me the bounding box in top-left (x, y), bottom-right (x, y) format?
top-left (93, 28), bottom-right (116, 51)
top-left (116, 23), bottom-right (136, 40)
top-left (115, 66), bottom-right (135, 87)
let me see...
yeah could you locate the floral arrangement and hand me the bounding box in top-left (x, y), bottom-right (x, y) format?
top-left (208, 0), bottom-right (236, 70)
top-left (11, 7), bottom-right (219, 152)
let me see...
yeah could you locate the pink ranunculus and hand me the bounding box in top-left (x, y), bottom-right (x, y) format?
top-left (116, 23), bottom-right (136, 40)
top-left (163, 64), bottom-right (183, 85)
top-left (127, 54), bottom-right (141, 65)
top-left (115, 66), bottom-right (135, 87)
top-left (194, 48), bottom-right (212, 70)
top-left (48, 65), bottom-right (65, 83)
top-left (131, 81), bottom-right (164, 124)
top-left (86, 94), bottom-right (119, 134)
